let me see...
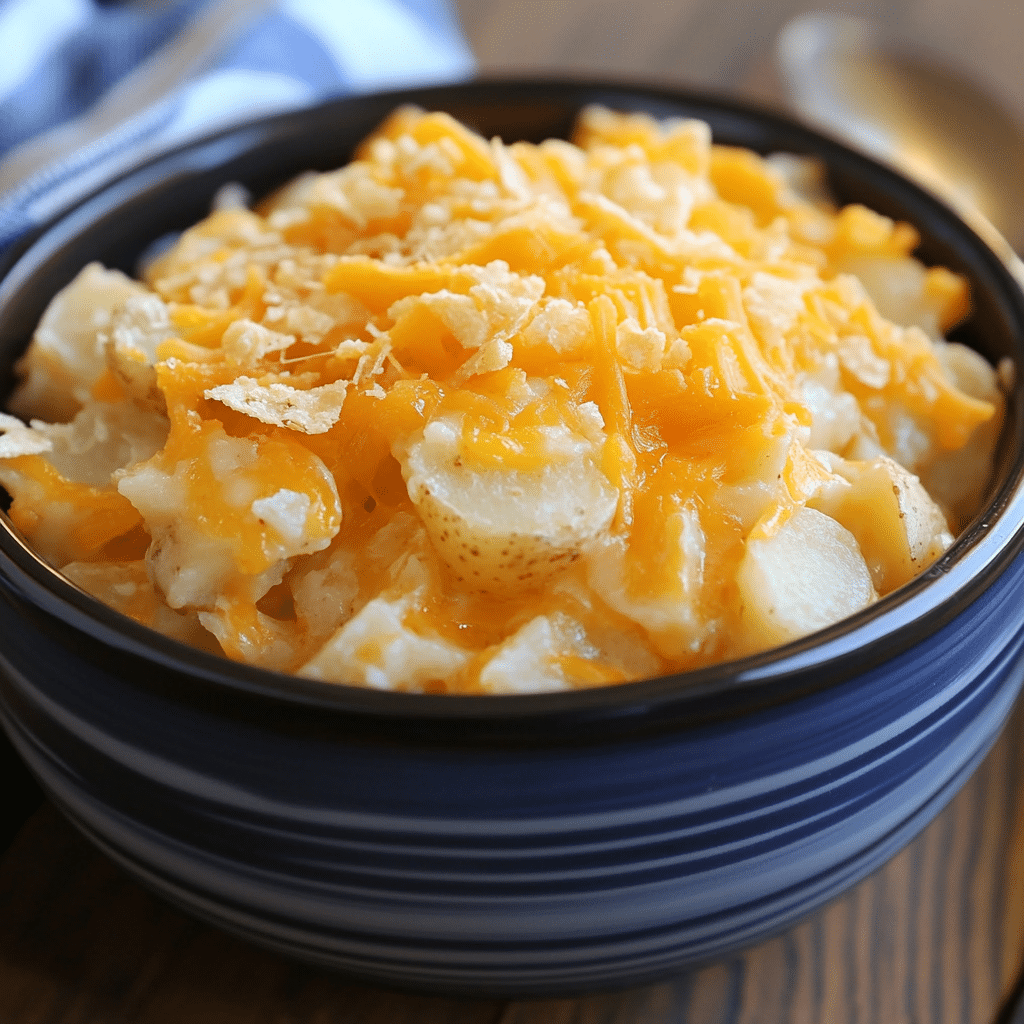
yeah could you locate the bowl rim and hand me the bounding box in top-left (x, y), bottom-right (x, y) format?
top-left (2, 75), bottom-right (1024, 743)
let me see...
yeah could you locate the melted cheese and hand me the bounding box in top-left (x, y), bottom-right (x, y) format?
top-left (0, 105), bottom-right (1005, 692)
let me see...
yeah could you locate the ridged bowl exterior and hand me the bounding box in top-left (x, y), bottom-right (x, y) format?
top-left (1, 80), bottom-right (1024, 995)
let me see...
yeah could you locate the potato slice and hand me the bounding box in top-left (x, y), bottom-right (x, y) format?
top-left (584, 505), bottom-right (712, 661)
top-left (738, 506), bottom-right (876, 650)
top-left (117, 426), bottom-right (340, 610)
top-left (833, 255), bottom-right (967, 339)
top-left (32, 401), bottom-right (168, 487)
top-left (299, 589), bottom-right (470, 690)
top-left (398, 419), bottom-right (618, 595)
top-left (919, 341), bottom-right (1005, 529)
top-left (808, 454), bottom-right (952, 595)
top-left (477, 609), bottom-right (658, 693)
top-left (10, 263), bottom-right (152, 421)
top-left (478, 615), bottom-right (574, 694)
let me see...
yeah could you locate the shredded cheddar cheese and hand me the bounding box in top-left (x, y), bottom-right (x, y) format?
top-left (0, 106), bottom-right (1007, 692)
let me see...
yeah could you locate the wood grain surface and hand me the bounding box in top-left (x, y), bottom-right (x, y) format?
top-left (5, 1), bottom-right (1024, 1021)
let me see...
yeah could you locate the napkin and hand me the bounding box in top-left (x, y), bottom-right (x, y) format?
top-left (0, 0), bottom-right (476, 253)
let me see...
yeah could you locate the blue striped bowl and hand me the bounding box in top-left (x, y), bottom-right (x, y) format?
top-left (1, 80), bottom-right (1024, 995)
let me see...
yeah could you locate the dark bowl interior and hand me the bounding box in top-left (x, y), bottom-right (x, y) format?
top-left (1, 77), bottom-right (1024, 745)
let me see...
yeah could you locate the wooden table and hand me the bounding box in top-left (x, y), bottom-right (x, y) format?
top-left (5, 0), bottom-right (1024, 1020)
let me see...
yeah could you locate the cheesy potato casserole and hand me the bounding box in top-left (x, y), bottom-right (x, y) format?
top-left (0, 106), bottom-right (1006, 692)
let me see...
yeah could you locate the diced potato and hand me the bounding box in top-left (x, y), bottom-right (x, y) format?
top-left (11, 263), bottom-right (152, 421)
top-left (478, 615), bottom-right (575, 694)
top-left (198, 597), bottom-right (300, 671)
top-left (808, 454), bottom-right (952, 595)
top-left (399, 418), bottom-right (618, 595)
top-left (33, 401), bottom-right (168, 487)
top-left (290, 545), bottom-right (359, 643)
top-left (585, 504), bottom-right (712, 661)
top-left (920, 342), bottom-right (1006, 528)
top-left (299, 588), bottom-right (469, 690)
top-left (738, 506), bottom-right (876, 650)
top-left (116, 426), bottom-right (341, 610)
top-left (834, 255), bottom-right (969, 339)
top-left (118, 451), bottom-right (277, 609)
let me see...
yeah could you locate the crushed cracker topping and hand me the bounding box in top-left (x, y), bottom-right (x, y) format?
top-left (204, 378), bottom-right (348, 434)
top-left (0, 105), bottom-right (1006, 693)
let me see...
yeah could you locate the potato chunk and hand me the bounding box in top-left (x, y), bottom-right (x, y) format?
top-left (808, 454), bottom-right (953, 595)
top-left (11, 263), bottom-right (153, 421)
top-left (738, 506), bottom-right (876, 650)
top-left (398, 418), bottom-right (618, 595)
top-left (299, 590), bottom-right (470, 690)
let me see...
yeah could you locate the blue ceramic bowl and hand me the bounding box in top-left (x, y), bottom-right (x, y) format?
top-left (1, 80), bottom-right (1023, 996)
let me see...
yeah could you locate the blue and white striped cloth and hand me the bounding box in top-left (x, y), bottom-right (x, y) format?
top-left (0, 0), bottom-right (476, 253)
